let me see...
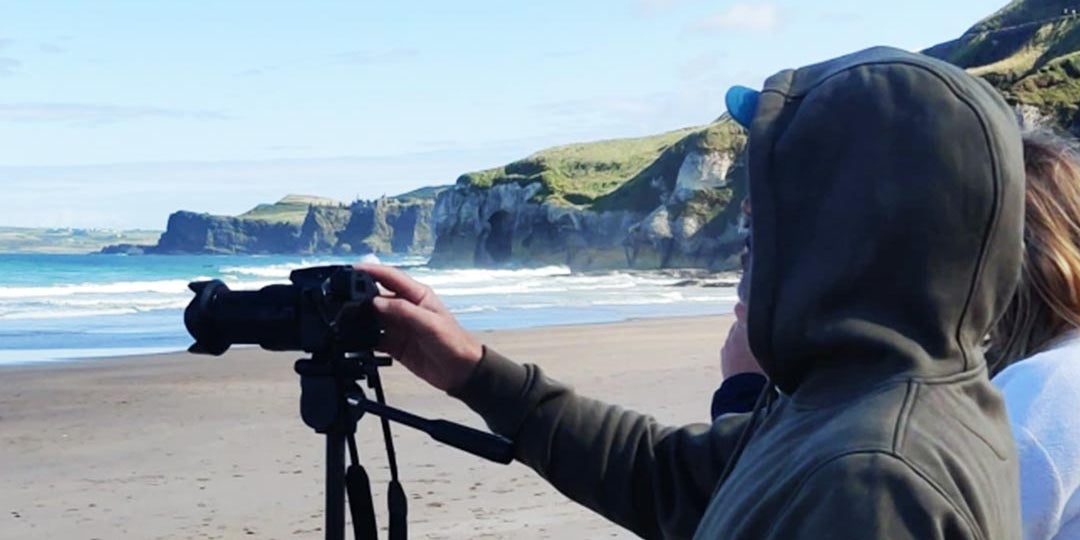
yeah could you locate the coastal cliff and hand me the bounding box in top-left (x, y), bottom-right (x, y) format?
top-left (429, 120), bottom-right (748, 270)
top-left (114, 192), bottom-right (440, 255)
top-left (925, 0), bottom-right (1080, 132)
top-left (153, 210), bottom-right (301, 254)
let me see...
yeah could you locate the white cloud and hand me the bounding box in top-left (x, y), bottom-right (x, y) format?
top-left (0, 58), bottom-right (20, 77)
top-left (688, 3), bottom-right (781, 33)
top-left (0, 39), bottom-right (19, 76)
top-left (331, 48), bottom-right (420, 65)
top-left (678, 51), bottom-right (727, 81)
top-left (0, 103), bottom-right (229, 125)
top-left (39, 42), bottom-right (66, 54)
top-left (637, 0), bottom-right (686, 15)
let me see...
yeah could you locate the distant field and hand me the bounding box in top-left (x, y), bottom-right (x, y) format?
top-left (237, 202), bottom-right (314, 225)
top-left (0, 227), bottom-right (162, 254)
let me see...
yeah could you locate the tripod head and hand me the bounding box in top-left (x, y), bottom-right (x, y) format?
top-left (293, 349), bottom-right (511, 540)
top-left (294, 351), bottom-right (513, 464)
top-left (293, 352), bottom-right (388, 434)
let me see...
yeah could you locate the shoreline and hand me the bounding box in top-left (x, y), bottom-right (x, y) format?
top-left (0, 308), bottom-right (736, 369)
top-left (0, 314), bottom-right (733, 539)
top-left (1, 252), bottom-right (740, 368)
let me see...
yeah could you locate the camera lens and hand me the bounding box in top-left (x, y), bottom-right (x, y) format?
top-left (184, 280), bottom-right (302, 355)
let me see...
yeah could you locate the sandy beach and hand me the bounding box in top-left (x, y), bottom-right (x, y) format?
top-left (0, 315), bottom-right (732, 540)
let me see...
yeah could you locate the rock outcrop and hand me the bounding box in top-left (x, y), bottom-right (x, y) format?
top-left (153, 211), bottom-right (301, 254)
top-left (335, 197), bottom-right (436, 255)
top-left (429, 121), bottom-right (748, 270)
top-left (118, 193), bottom-right (440, 255)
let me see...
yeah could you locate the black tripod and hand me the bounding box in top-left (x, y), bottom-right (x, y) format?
top-left (295, 350), bottom-right (514, 540)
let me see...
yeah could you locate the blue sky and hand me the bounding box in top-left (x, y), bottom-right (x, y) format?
top-left (1, 0), bottom-right (1007, 229)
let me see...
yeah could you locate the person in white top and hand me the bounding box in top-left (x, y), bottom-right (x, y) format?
top-left (987, 130), bottom-right (1080, 540)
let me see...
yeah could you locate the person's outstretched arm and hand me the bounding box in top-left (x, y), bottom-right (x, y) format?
top-left (359, 264), bottom-right (750, 540)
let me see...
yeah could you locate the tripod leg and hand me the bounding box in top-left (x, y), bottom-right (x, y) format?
top-left (326, 432), bottom-right (346, 540)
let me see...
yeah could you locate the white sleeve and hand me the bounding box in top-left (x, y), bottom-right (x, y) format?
top-left (994, 342), bottom-right (1080, 539)
top-left (1012, 424), bottom-right (1066, 540)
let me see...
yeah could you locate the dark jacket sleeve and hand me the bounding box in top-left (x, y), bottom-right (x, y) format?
top-left (762, 452), bottom-right (977, 539)
top-left (450, 347), bottom-right (751, 540)
top-left (710, 373), bottom-right (768, 420)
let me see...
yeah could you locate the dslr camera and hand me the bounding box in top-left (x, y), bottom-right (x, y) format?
top-left (184, 265), bottom-right (380, 355)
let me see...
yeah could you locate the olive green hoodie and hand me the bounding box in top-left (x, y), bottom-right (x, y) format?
top-left (451, 47), bottom-right (1024, 539)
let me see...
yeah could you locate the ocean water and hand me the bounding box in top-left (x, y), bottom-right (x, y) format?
top-left (0, 254), bottom-right (737, 365)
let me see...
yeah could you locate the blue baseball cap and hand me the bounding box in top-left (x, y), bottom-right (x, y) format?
top-left (725, 85), bottom-right (760, 129)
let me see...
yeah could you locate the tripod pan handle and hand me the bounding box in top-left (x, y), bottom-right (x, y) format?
top-left (427, 420), bottom-right (514, 464)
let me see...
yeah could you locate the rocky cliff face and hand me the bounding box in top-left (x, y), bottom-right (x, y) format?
top-left (429, 121), bottom-right (748, 270)
top-left (297, 206), bottom-right (354, 254)
top-left (337, 198), bottom-right (436, 255)
top-left (429, 182), bottom-right (643, 268)
top-left (153, 211), bottom-right (301, 254)
top-left (133, 195), bottom-right (438, 255)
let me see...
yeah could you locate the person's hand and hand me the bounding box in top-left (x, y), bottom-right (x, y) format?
top-left (355, 263), bottom-right (483, 392)
top-left (720, 304), bottom-right (763, 378)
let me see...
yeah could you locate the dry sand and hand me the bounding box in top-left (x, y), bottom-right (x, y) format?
top-left (0, 315), bottom-right (732, 540)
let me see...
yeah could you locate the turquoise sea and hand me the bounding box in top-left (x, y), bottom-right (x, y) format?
top-left (0, 253), bottom-right (737, 365)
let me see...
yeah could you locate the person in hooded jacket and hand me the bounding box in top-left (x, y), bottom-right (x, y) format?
top-left (359, 46), bottom-right (1024, 539)
top-left (710, 130), bottom-right (1080, 540)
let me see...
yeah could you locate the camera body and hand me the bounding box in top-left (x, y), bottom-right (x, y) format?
top-left (185, 265), bottom-right (381, 356)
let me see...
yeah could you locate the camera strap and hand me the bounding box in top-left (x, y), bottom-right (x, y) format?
top-left (369, 368), bottom-right (408, 540)
top-left (345, 434), bottom-right (378, 540)
top-left (341, 366), bottom-right (408, 540)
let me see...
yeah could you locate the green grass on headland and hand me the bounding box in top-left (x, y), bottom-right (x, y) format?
top-left (457, 127), bottom-right (701, 205)
top-left (238, 190), bottom-right (446, 225)
top-left (392, 185), bottom-right (451, 202)
top-left (238, 194), bottom-right (346, 225)
top-left (592, 120), bottom-right (746, 213)
top-left (456, 120), bottom-right (746, 210)
top-left (926, 0), bottom-right (1080, 127)
top-left (969, 0), bottom-right (1080, 32)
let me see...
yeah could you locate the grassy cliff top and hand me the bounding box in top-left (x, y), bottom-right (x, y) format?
top-left (455, 120), bottom-right (745, 209)
top-left (925, 0), bottom-right (1080, 125)
top-left (239, 194), bottom-right (346, 225)
top-left (970, 0), bottom-right (1078, 32)
top-left (393, 185), bottom-right (450, 202)
top-left (237, 188), bottom-right (444, 225)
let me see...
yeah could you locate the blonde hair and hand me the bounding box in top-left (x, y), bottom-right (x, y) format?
top-left (989, 130), bottom-right (1080, 374)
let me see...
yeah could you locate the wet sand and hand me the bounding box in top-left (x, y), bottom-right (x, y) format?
top-left (0, 315), bottom-right (731, 539)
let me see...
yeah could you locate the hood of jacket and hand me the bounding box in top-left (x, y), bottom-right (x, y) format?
top-left (744, 46), bottom-right (1025, 396)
